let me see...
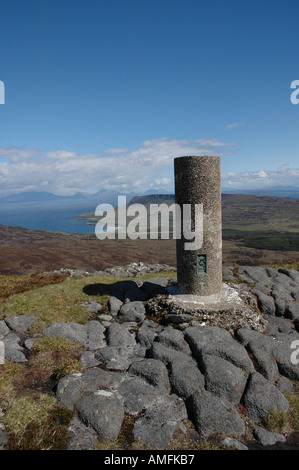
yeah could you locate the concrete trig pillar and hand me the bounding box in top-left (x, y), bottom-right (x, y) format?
top-left (174, 155), bottom-right (222, 296)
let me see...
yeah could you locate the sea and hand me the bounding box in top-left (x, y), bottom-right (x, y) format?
top-left (0, 199), bottom-right (99, 234)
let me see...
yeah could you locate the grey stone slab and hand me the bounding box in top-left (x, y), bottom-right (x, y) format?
top-left (201, 354), bottom-right (249, 403)
top-left (253, 426), bottom-right (286, 447)
top-left (86, 320), bottom-right (106, 350)
top-left (188, 389), bottom-right (245, 441)
top-left (42, 321), bottom-right (88, 345)
top-left (108, 296), bottom-right (123, 316)
top-left (118, 301), bottom-right (146, 323)
top-left (184, 326), bottom-right (254, 372)
top-left (168, 358), bottom-right (205, 399)
top-left (76, 390), bottom-right (124, 440)
top-left (241, 372), bottom-right (289, 422)
top-left (106, 322), bottom-right (136, 348)
top-left (4, 315), bottom-right (38, 334)
top-left (117, 376), bottom-right (162, 415)
top-left (133, 395), bottom-right (187, 449)
top-left (149, 341), bottom-right (196, 366)
top-left (67, 417), bottom-right (98, 450)
top-left (128, 358), bottom-right (170, 393)
top-left (0, 320), bottom-right (10, 337)
top-left (221, 437), bottom-right (248, 450)
top-left (155, 326), bottom-right (192, 356)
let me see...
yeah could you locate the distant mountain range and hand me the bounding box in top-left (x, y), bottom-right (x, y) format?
top-left (0, 189), bottom-right (139, 205)
top-left (0, 185), bottom-right (298, 204)
top-left (222, 186), bottom-right (299, 198)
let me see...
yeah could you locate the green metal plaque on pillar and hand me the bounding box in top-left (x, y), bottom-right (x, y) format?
top-left (197, 254), bottom-right (207, 274)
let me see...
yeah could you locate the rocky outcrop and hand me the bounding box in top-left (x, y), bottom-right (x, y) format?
top-left (0, 263), bottom-right (298, 450)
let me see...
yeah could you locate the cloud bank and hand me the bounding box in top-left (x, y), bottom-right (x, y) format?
top-left (0, 138), bottom-right (237, 196)
top-left (222, 162), bottom-right (299, 189)
top-left (0, 139), bottom-right (298, 197)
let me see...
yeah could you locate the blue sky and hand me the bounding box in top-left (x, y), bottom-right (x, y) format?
top-left (0, 0), bottom-right (298, 196)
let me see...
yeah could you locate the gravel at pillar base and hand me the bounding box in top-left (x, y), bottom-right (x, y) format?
top-left (174, 155), bottom-right (222, 296)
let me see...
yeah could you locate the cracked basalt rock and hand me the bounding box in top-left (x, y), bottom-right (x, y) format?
top-left (1, 264), bottom-right (298, 450)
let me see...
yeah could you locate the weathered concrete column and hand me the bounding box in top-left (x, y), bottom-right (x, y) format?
top-left (174, 155), bottom-right (222, 296)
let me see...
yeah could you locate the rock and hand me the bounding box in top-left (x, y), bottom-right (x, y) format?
top-left (222, 267), bottom-right (235, 282)
top-left (3, 332), bottom-right (27, 363)
top-left (275, 376), bottom-right (294, 393)
top-left (274, 340), bottom-right (299, 381)
top-left (0, 423), bottom-right (8, 450)
top-left (95, 346), bottom-right (137, 371)
top-left (187, 390), bottom-right (245, 441)
top-left (80, 351), bottom-right (100, 368)
top-left (106, 322), bottom-right (136, 349)
top-left (241, 372), bottom-right (289, 422)
top-left (108, 296), bottom-right (123, 316)
top-left (149, 341), bottom-right (196, 366)
top-left (24, 338), bottom-right (35, 349)
top-left (67, 417), bottom-right (98, 450)
top-left (136, 319), bottom-right (162, 348)
top-left (201, 354), bottom-right (248, 403)
top-left (252, 289), bottom-right (276, 315)
top-left (264, 315), bottom-right (295, 335)
top-left (4, 315), bottom-right (38, 334)
top-left (0, 320), bottom-right (10, 336)
top-left (43, 320), bottom-right (105, 351)
top-left (285, 303), bottom-right (299, 321)
top-left (85, 300), bottom-right (103, 314)
top-left (43, 322), bottom-right (87, 346)
top-left (238, 266), bottom-right (269, 286)
top-left (253, 426), bottom-right (286, 447)
top-left (278, 268), bottom-right (299, 283)
top-left (168, 358), bottom-right (205, 399)
top-left (245, 335), bottom-right (280, 382)
top-left (80, 367), bottom-right (124, 392)
top-left (0, 341), bottom-right (4, 364)
top-left (155, 326), bottom-right (192, 356)
top-left (56, 368), bottom-right (124, 408)
top-left (184, 326), bottom-right (254, 373)
top-left (117, 376), bottom-right (162, 415)
top-left (133, 395), bottom-right (187, 450)
top-left (118, 301), bottom-right (146, 323)
top-left (128, 358), bottom-right (170, 393)
top-left (75, 390), bottom-right (124, 441)
top-left (56, 372), bottom-right (86, 409)
top-left (85, 320), bottom-right (106, 350)
top-left (221, 437), bottom-right (248, 450)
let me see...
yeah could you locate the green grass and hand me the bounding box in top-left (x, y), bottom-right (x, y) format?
top-left (0, 270), bottom-right (177, 333)
top-left (223, 229), bottom-right (299, 251)
top-left (0, 273), bottom-right (121, 332)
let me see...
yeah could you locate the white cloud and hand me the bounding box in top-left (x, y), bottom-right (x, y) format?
top-left (222, 164), bottom-right (299, 189)
top-left (0, 137), bottom-right (238, 196)
top-left (1, 139), bottom-right (298, 196)
top-left (226, 122), bottom-right (245, 130)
